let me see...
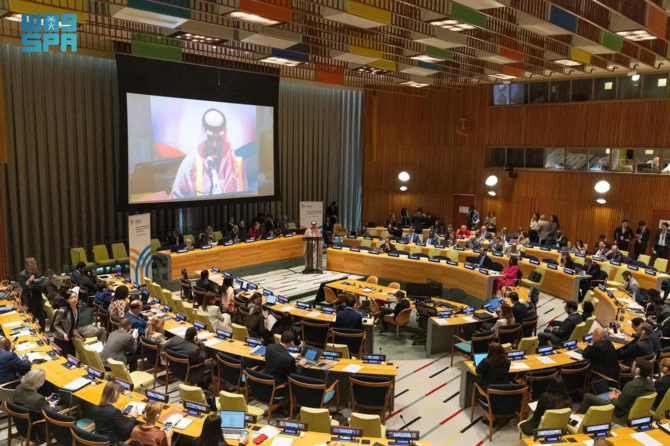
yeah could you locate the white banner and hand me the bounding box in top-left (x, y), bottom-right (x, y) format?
top-left (129, 213), bottom-right (152, 285)
top-left (300, 201), bottom-right (323, 231)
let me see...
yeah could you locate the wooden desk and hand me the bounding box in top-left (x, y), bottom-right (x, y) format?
top-left (523, 425), bottom-right (670, 445)
top-left (327, 248), bottom-right (497, 301)
top-left (158, 236), bottom-right (305, 280)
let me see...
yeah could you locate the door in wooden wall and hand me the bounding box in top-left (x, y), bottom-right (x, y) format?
top-left (452, 195), bottom-right (475, 229)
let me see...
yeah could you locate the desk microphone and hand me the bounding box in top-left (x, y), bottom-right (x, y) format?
top-left (399, 414), bottom-right (412, 433)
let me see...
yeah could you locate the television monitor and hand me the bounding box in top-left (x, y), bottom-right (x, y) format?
top-left (426, 278), bottom-right (442, 298)
top-left (406, 283), bottom-right (433, 300)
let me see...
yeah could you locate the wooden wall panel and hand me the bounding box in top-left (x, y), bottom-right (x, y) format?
top-left (0, 62), bottom-right (7, 278)
top-left (362, 85), bottom-right (670, 250)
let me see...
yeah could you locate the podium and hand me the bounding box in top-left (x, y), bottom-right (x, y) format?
top-left (303, 236), bottom-right (323, 274)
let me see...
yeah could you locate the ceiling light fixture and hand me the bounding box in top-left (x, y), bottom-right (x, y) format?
top-left (226, 11), bottom-right (281, 26)
top-left (594, 180), bottom-right (610, 194)
top-left (400, 186), bottom-right (408, 191)
top-left (354, 66), bottom-right (391, 76)
top-left (398, 172), bottom-right (410, 182)
top-left (596, 198), bottom-right (606, 204)
top-left (410, 55), bottom-right (445, 63)
top-left (616, 30), bottom-right (657, 42)
top-left (261, 56), bottom-right (304, 67)
top-left (488, 191), bottom-right (496, 196)
top-left (489, 73), bottom-right (517, 80)
top-left (553, 59), bottom-right (582, 67)
top-left (427, 18), bottom-right (477, 32)
top-left (168, 31), bottom-right (224, 45)
top-left (485, 175), bottom-right (498, 186)
top-left (401, 81), bottom-right (430, 88)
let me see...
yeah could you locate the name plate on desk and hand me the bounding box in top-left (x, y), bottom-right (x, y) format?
top-left (347, 235), bottom-right (357, 239)
top-left (627, 265), bottom-right (639, 271)
top-left (524, 244), bottom-right (533, 248)
top-left (529, 259), bottom-right (540, 265)
top-left (245, 239), bottom-right (255, 243)
top-left (447, 260), bottom-right (458, 266)
top-left (547, 264), bottom-right (558, 270)
top-left (278, 420), bottom-right (307, 436)
top-left (176, 249), bottom-right (188, 253)
top-left (645, 270), bottom-right (657, 276)
top-left (563, 269), bottom-right (574, 275)
top-left (593, 256), bottom-right (605, 261)
top-left (223, 241), bottom-right (233, 246)
top-left (575, 253), bottom-right (585, 258)
top-left (607, 291), bottom-right (614, 298)
top-left (331, 245), bottom-right (342, 250)
top-left (437, 311), bottom-right (452, 318)
top-left (428, 258), bottom-right (440, 263)
top-left (416, 242), bottom-right (426, 246)
top-left (541, 247), bottom-right (550, 251)
top-left (610, 260), bottom-right (621, 266)
top-left (350, 248), bottom-right (361, 253)
top-left (133, 283), bottom-right (139, 289)
top-left (397, 240), bottom-right (407, 245)
top-left (362, 354), bottom-right (386, 364)
top-left (454, 246), bottom-right (465, 251)
top-left (598, 284), bottom-right (606, 291)
top-left (435, 245), bottom-right (445, 248)
top-left (283, 233), bottom-right (294, 238)
top-left (492, 252), bottom-right (503, 257)
top-left (368, 250), bottom-right (379, 255)
top-left (212, 267), bottom-right (219, 273)
top-left (457, 236), bottom-right (464, 239)
top-left (278, 296), bottom-right (289, 304)
top-left (265, 236), bottom-right (275, 240)
top-left (322, 351), bottom-right (341, 360)
top-left (464, 264), bottom-right (475, 270)
top-left (408, 255), bottom-right (420, 260)
top-left (364, 236), bottom-right (373, 240)
top-left (478, 269), bottom-right (489, 275)
top-left (388, 252), bottom-right (399, 257)
top-left (200, 245), bottom-right (212, 250)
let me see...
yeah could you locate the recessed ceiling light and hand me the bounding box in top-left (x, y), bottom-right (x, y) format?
top-left (226, 11), bottom-right (281, 26)
top-left (410, 55), bottom-right (444, 63)
top-left (401, 81), bottom-right (430, 88)
top-left (398, 172), bottom-right (410, 182)
top-left (553, 59), bottom-right (582, 67)
top-left (485, 175), bottom-right (498, 186)
top-left (616, 30), bottom-right (657, 42)
top-left (596, 198), bottom-right (606, 204)
top-left (168, 31), bottom-right (224, 45)
top-left (354, 66), bottom-right (391, 76)
top-left (400, 186), bottom-right (408, 191)
top-left (489, 73), bottom-right (516, 80)
top-left (594, 180), bottom-right (610, 194)
top-left (261, 56), bottom-right (304, 67)
top-left (428, 18), bottom-right (476, 32)
top-left (488, 191), bottom-right (496, 196)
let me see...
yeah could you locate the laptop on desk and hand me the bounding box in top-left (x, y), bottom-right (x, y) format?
top-left (300, 347), bottom-right (322, 368)
top-left (220, 410), bottom-right (247, 439)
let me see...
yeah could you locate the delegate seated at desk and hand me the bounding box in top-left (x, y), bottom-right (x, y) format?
top-left (474, 248), bottom-right (492, 269)
top-left (164, 327), bottom-right (210, 385)
top-left (13, 369), bottom-right (60, 443)
top-left (475, 343), bottom-right (510, 394)
top-left (424, 230), bottom-right (439, 245)
top-left (335, 296), bottom-right (363, 330)
top-left (94, 381), bottom-right (139, 445)
top-left (0, 336), bottom-right (31, 385)
top-left (404, 226), bottom-right (420, 243)
top-left (375, 290), bottom-right (409, 334)
top-left (264, 331), bottom-right (307, 395)
top-left (618, 322), bottom-right (654, 367)
top-left (538, 302), bottom-right (581, 346)
top-left (582, 328), bottom-right (620, 382)
top-left (465, 235), bottom-right (482, 250)
top-left (126, 300), bottom-right (148, 337)
top-left (100, 318), bottom-right (140, 372)
top-left (580, 358), bottom-right (655, 423)
top-left (196, 270), bottom-right (220, 295)
top-left (579, 258), bottom-right (601, 301)
top-left (509, 292), bottom-right (528, 323)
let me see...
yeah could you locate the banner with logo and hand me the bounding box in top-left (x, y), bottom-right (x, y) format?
top-left (129, 213), bottom-right (152, 285)
top-left (300, 202), bottom-right (323, 231)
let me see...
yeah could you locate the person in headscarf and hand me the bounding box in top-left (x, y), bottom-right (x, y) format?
top-left (172, 109), bottom-right (248, 198)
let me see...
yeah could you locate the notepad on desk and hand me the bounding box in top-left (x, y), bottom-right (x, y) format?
top-left (204, 338), bottom-right (220, 347)
top-left (305, 312), bottom-right (321, 319)
top-left (197, 331), bottom-right (214, 340)
top-left (565, 351), bottom-right (583, 360)
top-left (537, 356), bottom-right (556, 365)
top-left (630, 432), bottom-right (663, 446)
top-left (16, 343), bottom-right (35, 352)
top-left (169, 327), bottom-right (188, 336)
top-left (435, 318), bottom-right (449, 325)
top-left (2, 321), bottom-right (22, 328)
top-left (463, 317), bottom-right (477, 323)
top-left (509, 361), bottom-right (530, 370)
top-left (342, 364), bottom-right (363, 373)
top-left (281, 306), bottom-right (296, 312)
top-left (0, 311), bottom-right (17, 317)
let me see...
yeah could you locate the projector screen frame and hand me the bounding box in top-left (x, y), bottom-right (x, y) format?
top-left (116, 55), bottom-right (281, 212)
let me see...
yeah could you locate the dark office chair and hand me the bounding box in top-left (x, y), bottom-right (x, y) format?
top-left (560, 361), bottom-right (590, 399)
top-left (331, 328), bottom-right (366, 358)
top-left (465, 256), bottom-right (479, 264)
top-left (164, 349), bottom-right (209, 392)
top-left (6, 400), bottom-right (45, 445)
top-left (288, 373), bottom-right (339, 418)
top-left (180, 279), bottom-right (193, 303)
top-left (412, 303), bottom-right (438, 347)
top-left (216, 351), bottom-right (246, 394)
top-left (300, 319), bottom-right (331, 349)
top-left (350, 374), bottom-right (393, 422)
top-left (244, 367), bottom-right (286, 422)
top-left (451, 330), bottom-right (495, 366)
top-left (524, 368), bottom-right (559, 401)
top-left (471, 383), bottom-right (527, 442)
top-left (521, 315), bottom-right (539, 338)
top-left (497, 323), bottom-right (521, 347)
top-left (490, 262), bottom-right (503, 272)
top-left (448, 288), bottom-right (467, 304)
top-left (71, 426), bottom-right (111, 446)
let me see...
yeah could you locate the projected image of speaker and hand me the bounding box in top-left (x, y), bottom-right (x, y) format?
top-left (406, 282), bottom-right (433, 303)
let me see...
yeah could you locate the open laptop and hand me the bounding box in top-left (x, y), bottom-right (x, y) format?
top-left (300, 347), bottom-right (322, 367)
top-left (591, 379), bottom-right (612, 400)
top-left (220, 410), bottom-right (246, 438)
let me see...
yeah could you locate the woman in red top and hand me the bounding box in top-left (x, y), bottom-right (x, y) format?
top-left (248, 221), bottom-right (262, 240)
top-left (493, 256), bottom-right (520, 296)
top-left (130, 402), bottom-right (173, 446)
top-left (456, 225), bottom-right (471, 238)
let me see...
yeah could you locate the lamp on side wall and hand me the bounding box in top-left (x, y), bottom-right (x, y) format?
top-left (486, 175), bottom-right (498, 197)
top-left (399, 171), bottom-right (410, 192)
top-left (594, 180), bottom-right (610, 204)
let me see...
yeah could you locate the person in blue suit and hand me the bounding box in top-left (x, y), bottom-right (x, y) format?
top-left (335, 296), bottom-right (363, 330)
top-left (0, 337), bottom-right (31, 385)
top-left (404, 225), bottom-right (420, 243)
top-left (125, 300), bottom-right (148, 336)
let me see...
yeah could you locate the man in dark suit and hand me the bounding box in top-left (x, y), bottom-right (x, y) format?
top-left (654, 222), bottom-right (670, 263)
top-left (634, 221), bottom-right (651, 260)
top-left (164, 327), bottom-right (210, 385)
top-left (195, 269), bottom-right (219, 295)
top-left (412, 209), bottom-right (425, 234)
top-left (476, 248), bottom-right (492, 269)
top-left (607, 245), bottom-right (624, 263)
top-left (467, 206), bottom-right (480, 231)
top-left (487, 236), bottom-right (504, 253)
top-left (124, 301), bottom-right (148, 337)
top-left (579, 257), bottom-right (601, 301)
top-left (18, 257), bottom-right (46, 331)
top-left (167, 228), bottom-right (184, 246)
top-left (582, 327), bottom-right (620, 382)
top-left (538, 302), bottom-right (582, 346)
top-left (0, 337), bottom-right (31, 385)
top-left (555, 231), bottom-right (568, 248)
top-left (264, 331), bottom-right (307, 392)
top-left (619, 322), bottom-right (654, 367)
top-left (614, 220), bottom-right (634, 252)
top-left (375, 291), bottom-right (410, 333)
top-left (592, 241), bottom-right (609, 258)
top-left (509, 292), bottom-right (528, 324)
top-left (100, 318), bottom-right (139, 371)
top-left (479, 225), bottom-right (493, 240)
top-left (335, 296), bottom-right (363, 330)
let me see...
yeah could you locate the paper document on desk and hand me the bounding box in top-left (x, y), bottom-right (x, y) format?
top-left (537, 356), bottom-right (556, 365)
top-left (342, 364), bottom-right (363, 373)
top-left (463, 317), bottom-right (478, 323)
top-left (204, 338), bottom-right (220, 347)
top-left (197, 331), bottom-right (214, 340)
top-left (0, 311), bottom-right (17, 317)
top-left (125, 402), bottom-right (147, 414)
top-left (255, 425), bottom-right (280, 441)
top-left (26, 352), bottom-right (48, 362)
top-left (582, 440), bottom-right (594, 446)
top-left (630, 432), bottom-right (663, 446)
top-left (363, 318), bottom-right (374, 324)
top-left (565, 351), bottom-right (583, 360)
top-left (169, 327), bottom-right (188, 336)
top-left (270, 437), bottom-right (294, 446)
top-left (174, 418), bottom-right (193, 430)
top-left (281, 306), bottom-right (296, 312)
top-left (16, 343), bottom-right (35, 352)
top-left (2, 321), bottom-right (22, 328)
top-left (305, 312), bottom-right (321, 319)
top-left (510, 361), bottom-right (530, 370)
top-left (434, 318), bottom-right (449, 325)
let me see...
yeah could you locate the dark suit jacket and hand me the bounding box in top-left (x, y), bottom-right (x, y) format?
top-left (412, 213), bottom-right (425, 232)
top-left (654, 375), bottom-right (670, 409)
top-left (263, 343), bottom-right (299, 384)
top-left (582, 339), bottom-right (620, 381)
top-left (164, 336), bottom-right (207, 382)
top-left (635, 227), bottom-right (650, 251)
top-left (584, 263), bottom-right (601, 285)
top-left (477, 255), bottom-right (492, 269)
top-left (393, 299), bottom-right (411, 319)
top-left (167, 233), bottom-right (184, 246)
top-left (619, 338), bottom-right (654, 367)
top-left (511, 303), bottom-right (528, 324)
top-left (654, 230), bottom-right (670, 250)
top-left (0, 349), bottom-right (31, 384)
top-left (611, 377), bottom-right (655, 420)
top-left (335, 308), bottom-right (363, 330)
top-left (557, 236), bottom-right (568, 248)
top-left (607, 251), bottom-right (624, 262)
top-left (18, 268), bottom-right (43, 303)
top-left (195, 278), bottom-right (219, 294)
top-left (489, 242), bottom-right (504, 253)
top-left (126, 312), bottom-right (148, 336)
top-left (242, 313), bottom-right (268, 342)
top-left (554, 312), bottom-right (582, 341)
top-left (93, 403), bottom-right (137, 445)
top-left (614, 227), bottom-right (633, 251)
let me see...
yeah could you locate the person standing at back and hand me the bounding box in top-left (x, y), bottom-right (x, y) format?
top-left (654, 222), bottom-right (670, 264)
top-left (634, 221), bottom-right (650, 260)
top-left (614, 219), bottom-right (633, 253)
top-left (467, 206), bottom-right (480, 231)
top-left (412, 208), bottom-right (425, 234)
top-left (537, 215), bottom-right (550, 245)
top-left (335, 296), bottom-right (363, 330)
top-left (326, 201), bottom-right (338, 232)
top-left (18, 257), bottom-right (47, 330)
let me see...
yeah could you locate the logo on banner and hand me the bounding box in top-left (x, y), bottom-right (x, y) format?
top-left (21, 14), bottom-right (77, 53)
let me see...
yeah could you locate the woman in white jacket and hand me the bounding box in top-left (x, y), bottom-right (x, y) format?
top-left (198, 292), bottom-right (232, 332)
